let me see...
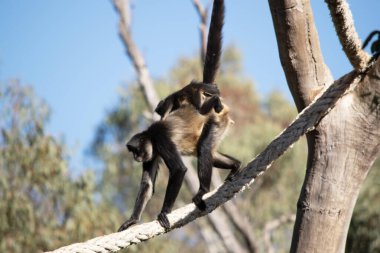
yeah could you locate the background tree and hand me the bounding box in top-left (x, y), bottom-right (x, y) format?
top-left (0, 82), bottom-right (122, 252)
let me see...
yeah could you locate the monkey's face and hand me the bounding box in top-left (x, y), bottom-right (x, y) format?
top-left (126, 133), bottom-right (153, 162)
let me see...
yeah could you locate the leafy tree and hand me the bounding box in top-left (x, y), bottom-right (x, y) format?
top-left (0, 82), bottom-right (120, 252)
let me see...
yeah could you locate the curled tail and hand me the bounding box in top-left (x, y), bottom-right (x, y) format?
top-left (203, 0), bottom-right (224, 84)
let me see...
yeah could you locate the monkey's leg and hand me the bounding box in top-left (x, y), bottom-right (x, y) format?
top-left (193, 119), bottom-right (216, 211)
top-left (199, 95), bottom-right (224, 114)
top-left (213, 152), bottom-right (241, 181)
top-left (118, 158), bottom-right (159, 232)
top-left (156, 138), bottom-right (187, 230)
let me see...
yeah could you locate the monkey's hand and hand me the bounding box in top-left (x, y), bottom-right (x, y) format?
top-left (155, 100), bottom-right (166, 118)
top-left (213, 96), bottom-right (224, 113)
top-left (192, 193), bottom-right (207, 211)
top-left (157, 212), bottom-right (170, 230)
top-left (118, 217), bottom-right (138, 232)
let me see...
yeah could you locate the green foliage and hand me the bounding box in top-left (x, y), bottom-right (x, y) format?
top-left (0, 82), bottom-right (120, 252)
top-left (346, 159), bottom-right (380, 253)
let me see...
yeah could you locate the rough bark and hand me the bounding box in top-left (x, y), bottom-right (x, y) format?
top-left (269, 0), bottom-right (334, 111)
top-left (292, 59), bottom-right (380, 253)
top-left (269, 0), bottom-right (380, 252)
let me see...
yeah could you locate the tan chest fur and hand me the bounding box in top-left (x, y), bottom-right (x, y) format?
top-left (164, 102), bottom-right (234, 156)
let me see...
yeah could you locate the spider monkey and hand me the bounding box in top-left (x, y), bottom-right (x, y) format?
top-left (118, 0), bottom-right (240, 231)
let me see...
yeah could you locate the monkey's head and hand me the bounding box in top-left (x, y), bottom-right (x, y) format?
top-left (185, 81), bottom-right (221, 110)
top-left (126, 132), bottom-right (153, 162)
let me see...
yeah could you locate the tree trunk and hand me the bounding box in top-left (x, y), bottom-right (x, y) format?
top-left (269, 0), bottom-right (380, 252)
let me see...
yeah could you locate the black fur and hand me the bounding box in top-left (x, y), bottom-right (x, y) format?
top-left (155, 0), bottom-right (225, 118)
top-left (155, 81), bottom-right (220, 118)
top-left (203, 0), bottom-right (224, 84)
top-left (118, 159), bottom-right (159, 232)
top-left (193, 118), bottom-right (216, 210)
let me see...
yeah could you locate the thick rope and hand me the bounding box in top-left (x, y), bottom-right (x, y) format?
top-left (325, 0), bottom-right (371, 71)
top-left (46, 70), bottom-right (362, 253)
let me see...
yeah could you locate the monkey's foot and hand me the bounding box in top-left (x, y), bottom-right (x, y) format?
top-left (157, 212), bottom-right (170, 230)
top-left (192, 194), bottom-right (207, 211)
top-left (118, 218), bottom-right (138, 232)
top-left (225, 168), bottom-right (241, 182)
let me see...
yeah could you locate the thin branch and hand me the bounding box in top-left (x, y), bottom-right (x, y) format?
top-left (183, 159), bottom-right (248, 253)
top-left (113, 0), bottom-right (160, 115)
top-left (263, 214), bottom-right (296, 253)
top-left (325, 0), bottom-right (371, 71)
top-left (192, 0), bottom-right (210, 62)
top-left (212, 174), bottom-right (259, 253)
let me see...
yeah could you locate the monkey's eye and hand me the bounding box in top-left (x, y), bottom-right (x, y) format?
top-left (203, 92), bottom-right (212, 97)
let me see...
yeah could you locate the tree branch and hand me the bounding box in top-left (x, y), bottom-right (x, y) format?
top-left (212, 173), bottom-right (259, 252)
top-left (264, 214), bottom-right (296, 253)
top-left (192, 0), bottom-right (210, 62)
top-left (113, 0), bottom-right (160, 115)
top-left (183, 159), bottom-right (248, 253)
top-left (269, 0), bottom-right (334, 110)
top-left (325, 0), bottom-right (371, 71)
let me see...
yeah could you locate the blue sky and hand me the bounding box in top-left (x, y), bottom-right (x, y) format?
top-left (0, 0), bottom-right (379, 172)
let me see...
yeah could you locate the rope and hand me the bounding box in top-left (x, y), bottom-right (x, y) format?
top-left (46, 70), bottom-right (361, 253)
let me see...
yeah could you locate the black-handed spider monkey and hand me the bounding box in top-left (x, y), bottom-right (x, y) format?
top-left (118, 0), bottom-right (240, 231)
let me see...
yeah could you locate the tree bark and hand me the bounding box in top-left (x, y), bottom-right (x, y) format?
top-left (291, 59), bottom-right (380, 253)
top-left (269, 0), bottom-right (380, 252)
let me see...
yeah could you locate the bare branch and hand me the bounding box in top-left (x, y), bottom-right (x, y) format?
top-left (212, 174), bottom-right (259, 253)
top-left (183, 159), bottom-right (247, 253)
top-left (113, 0), bottom-right (160, 115)
top-left (264, 214), bottom-right (296, 253)
top-left (325, 0), bottom-right (371, 71)
top-left (192, 0), bottom-right (209, 62)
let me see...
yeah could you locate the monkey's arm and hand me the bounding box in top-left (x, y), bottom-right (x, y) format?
top-left (155, 98), bottom-right (173, 120)
top-left (118, 159), bottom-right (159, 232)
top-left (156, 138), bottom-right (187, 229)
